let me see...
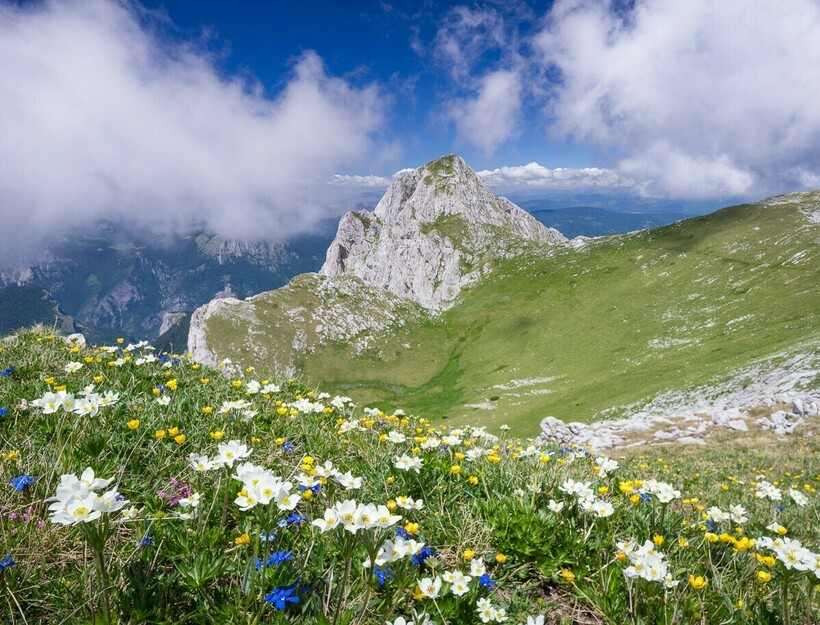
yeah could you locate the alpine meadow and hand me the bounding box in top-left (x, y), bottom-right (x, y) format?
top-left (2, 1), bottom-right (820, 624)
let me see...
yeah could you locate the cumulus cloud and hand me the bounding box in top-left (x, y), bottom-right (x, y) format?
top-left (536, 0), bottom-right (820, 198)
top-left (433, 6), bottom-right (525, 155)
top-left (478, 162), bottom-right (632, 190)
top-left (449, 69), bottom-right (522, 154)
top-left (434, 6), bottom-right (508, 82)
top-left (0, 0), bottom-right (385, 261)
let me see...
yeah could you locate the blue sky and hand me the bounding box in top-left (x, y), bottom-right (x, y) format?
top-left (1, 0), bottom-right (820, 249)
top-left (140, 0), bottom-right (581, 170)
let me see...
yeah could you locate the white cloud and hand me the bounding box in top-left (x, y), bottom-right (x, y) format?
top-left (0, 0), bottom-right (385, 261)
top-left (449, 69), bottom-right (522, 154)
top-left (478, 162), bottom-right (632, 190)
top-left (536, 0), bottom-right (820, 198)
top-left (330, 174), bottom-right (392, 187)
top-left (434, 6), bottom-right (508, 81)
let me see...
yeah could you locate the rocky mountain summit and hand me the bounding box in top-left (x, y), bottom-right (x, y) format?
top-left (320, 155), bottom-right (565, 310)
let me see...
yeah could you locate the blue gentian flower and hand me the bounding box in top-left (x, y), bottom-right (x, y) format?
top-left (0, 407), bottom-right (7, 418)
top-left (412, 546), bottom-right (436, 565)
top-left (775, 505), bottom-right (786, 511)
top-left (0, 554), bottom-right (15, 570)
top-left (478, 573), bottom-right (496, 589)
top-left (640, 493), bottom-right (651, 502)
top-left (10, 475), bottom-right (37, 492)
top-left (395, 527), bottom-right (409, 539)
top-left (265, 551), bottom-right (292, 567)
top-left (0, 366), bottom-right (13, 377)
top-left (286, 513), bottom-right (308, 526)
top-left (264, 582), bottom-right (299, 610)
top-left (137, 533), bottom-right (153, 548)
top-left (282, 442), bottom-right (294, 452)
top-left (260, 531), bottom-right (275, 542)
top-left (374, 567), bottom-right (393, 586)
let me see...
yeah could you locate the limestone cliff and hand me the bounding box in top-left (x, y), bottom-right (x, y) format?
top-left (319, 155), bottom-right (565, 310)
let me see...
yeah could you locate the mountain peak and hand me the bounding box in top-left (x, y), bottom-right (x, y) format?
top-left (320, 155), bottom-right (565, 310)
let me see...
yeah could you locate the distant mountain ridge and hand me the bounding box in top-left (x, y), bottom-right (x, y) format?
top-left (529, 206), bottom-right (689, 238)
top-left (0, 221), bottom-right (335, 343)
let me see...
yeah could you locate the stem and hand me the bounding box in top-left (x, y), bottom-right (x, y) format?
top-left (332, 539), bottom-right (353, 625)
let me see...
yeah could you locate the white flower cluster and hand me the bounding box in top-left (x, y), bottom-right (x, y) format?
top-left (188, 440), bottom-right (253, 474)
top-left (558, 479), bottom-right (613, 518)
top-left (476, 597), bottom-right (508, 623)
top-left (394, 454), bottom-right (423, 473)
top-left (706, 504), bottom-right (748, 524)
top-left (233, 462), bottom-right (298, 512)
top-left (312, 499), bottom-right (402, 534)
top-left (754, 480), bottom-right (782, 501)
top-left (639, 479), bottom-right (681, 504)
top-left (756, 537), bottom-right (820, 577)
top-left (32, 386), bottom-right (119, 417)
top-left (595, 456), bottom-right (619, 476)
top-left (48, 468), bottom-right (128, 525)
top-left (618, 539), bottom-right (678, 587)
top-left (363, 536), bottom-right (427, 568)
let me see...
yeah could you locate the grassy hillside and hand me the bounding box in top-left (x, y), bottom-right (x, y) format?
top-left (200, 192), bottom-right (820, 436)
top-left (0, 328), bottom-right (817, 624)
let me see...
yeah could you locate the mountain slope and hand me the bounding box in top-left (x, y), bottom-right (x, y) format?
top-left (191, 176), bottom-right (820, 436)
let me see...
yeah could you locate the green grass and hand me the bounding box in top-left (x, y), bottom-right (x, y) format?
top-left (202, 193), bottom-right (820, 436)
top-left (0, 328), bottom-right (818, 624)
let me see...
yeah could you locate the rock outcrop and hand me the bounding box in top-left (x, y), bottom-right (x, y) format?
top-left (320, 155), bottom-right (565, 310)
top-left (537, 353), bottom-right (820, 450)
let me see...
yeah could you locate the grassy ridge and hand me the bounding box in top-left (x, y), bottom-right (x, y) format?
top-left (202, 193), bottom-right (820, 436)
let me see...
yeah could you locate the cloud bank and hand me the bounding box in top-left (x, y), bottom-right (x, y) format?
top-left (0, 0), bottom-right (384, 260)
top-left (478, 162), bottom-right (631, 191)
top-left (536, 0), bottom-right (820, 198)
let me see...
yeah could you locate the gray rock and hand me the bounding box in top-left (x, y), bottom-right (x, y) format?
top-left (320, 155), bottom-right (565, 310)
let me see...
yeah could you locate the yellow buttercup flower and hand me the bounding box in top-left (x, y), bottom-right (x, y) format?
top-left (495, 553), bottom-right (507, 564)
top-left (462, 549), bottom-right (475, 561)
top-left (155, 429), bottom-right (166, 439)
top-left (168, 427), bottom-right (179, 437)
top-left (560, 568), bottom-right (576, 583)
top-left (174, 434), bottom-right (186, 445)
top-left (450, 465), bottom-right (461, 475)
top-left (468, 475), bottom-right (479, 485)
top-left (234, 533), bottom-right (250, 545)
top-left (756, 570), bottom-right (772, 583)
top-left (166, 378), bottom-right (177, 391)
top-left (210, 430), bottom-right (225, 440)
top-left (126, 419), bottom-right (140, 430)
top-left (689, 575), bottom-right (707, 590)
top-left (404, 522), bottom-right (419, 535)
top-left (653, 535), bottom-right (664, 547)
top-left (203, 406), bottom-right (213, 414)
